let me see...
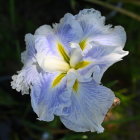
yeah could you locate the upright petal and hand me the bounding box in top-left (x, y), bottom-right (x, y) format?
top-left (54, 13), bottom-right (83, 53)
top-left (35, 25), bottom-right (53, 36)
top-left (60, 80), bottom-right (115, 133)
top-left (12, 33), bottom-right (42, 94)
top-left (21, 34), bottom-right (36, 64)
top-left (75, 9), bottom-right (106, 38)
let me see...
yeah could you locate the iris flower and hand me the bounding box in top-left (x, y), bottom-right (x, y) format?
top-left (11, 9), bottom-right (128, 133)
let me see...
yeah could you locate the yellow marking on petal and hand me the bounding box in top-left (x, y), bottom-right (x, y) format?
top-left (52, 73), bottom-right (66, 87)
top-left (73, 80), bottom-right (79, 93)
top-left (57, 43), bottom-right (70, 63)
top-left (74, 61), bottom-right (90, 70)
top-left (79, 39), bottom-right (87, 50)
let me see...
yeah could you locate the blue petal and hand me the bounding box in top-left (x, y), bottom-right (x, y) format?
top-left (33, 24), bottom-right (58, 57)
top-left (21, 34), bottom-right (36, 64)
top-left (23, 64), bottom-right (41, 85)
top-left (75, 9), bottom-right (105, 38)
top-left (34, 34), bottom-right (58, 56)
top-left (31, 73), bottom-right (71, 121)
top-left (60, 80), bottom-right (115, 133)
top-left (78, 45), bottom-right (128, 83)
top-left (89, 26), bottom-right (126, 48)
top-left (75, 9), bottom-right (126, 48)
top-left (54, 13), bottom-right (83, 53)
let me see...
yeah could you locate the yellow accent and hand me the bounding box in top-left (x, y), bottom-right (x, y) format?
top-left (75, 61), bottom-right (90, 70)
top-left (73, 80), bottom-right (79, 92)
top-left (79, 39), bottom-right (87, 50)
top-left (57, 43), bottom-right (70, 63)
top-left (52, 73), bottom-right (66, 87)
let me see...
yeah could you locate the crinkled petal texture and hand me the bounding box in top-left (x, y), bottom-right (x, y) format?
top-left (60, 80), bottom-right (115, 133)
top-left (11, 34), bottom-right (40, 95)
top-left (75, 9), bottom-right (126, 48)
top-left (31, 72), bottom-right (71, 121)
top-left (11, 8), bottom-right (128, 133)
top-left (21, 33), bottom-right (36, 64)
top-left (74, 9), bottom-right (128, 83)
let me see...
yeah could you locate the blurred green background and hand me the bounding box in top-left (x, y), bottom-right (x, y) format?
top-left (0, 0), bottom-right (140, 139)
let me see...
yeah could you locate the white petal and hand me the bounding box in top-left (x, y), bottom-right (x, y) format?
top-left (36, 53), bottom-right (70, 73)
top-left (11, 71), bottom-right (29, 95)
top-left (11, 64), bottom-right (40, 95)
top-left (70, 45), bottom-right (83, 67)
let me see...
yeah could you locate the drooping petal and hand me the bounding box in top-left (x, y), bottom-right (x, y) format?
top-left (78, 45), bottom-right (128, 83)
top-left (60, 80), bottom-right (115, 133)
top-left (31, 72), bottom-right (71, 121)
top-left (89, 26), bottom-right (126, 48)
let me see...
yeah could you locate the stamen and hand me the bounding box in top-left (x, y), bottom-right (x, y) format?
top-left (70, 47), bottom-right (83, 68)
top-left (79, 39), bottom-right (87, 50)
top-left (52, 73), bottom-right (66, 87)
top-left (73, 79), bottom-right (79, 92)
top-left (75, 61), bottom-right (90, 70)
top-left (57, 43), bottom-right (70, 63)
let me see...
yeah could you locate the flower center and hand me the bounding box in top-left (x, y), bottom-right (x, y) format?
top-left (36, 45), bottom-right (86, 73)
top-left (36, 43), bottom-right (91, 91)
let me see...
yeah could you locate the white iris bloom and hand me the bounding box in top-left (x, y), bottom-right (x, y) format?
top-left (11, 9), bottom-right (128, 133)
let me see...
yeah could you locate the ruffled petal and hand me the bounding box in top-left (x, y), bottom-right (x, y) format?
top-left (75, 9), bottom-right (126, 48)
top-left (75, 9), bottom-right (106, 38)
top-left (90, 26), bottom-right (126, 48)
top-left (60, 80), bottom-right (115, 133)
top-left (31, 72), bottom-right (71, 121)
top-left (11, 64), bottom-right (40, 95)
top-left (21, 34), bottom-right (36, 64)
top-left (35, 25), bottom-right (53, 35)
